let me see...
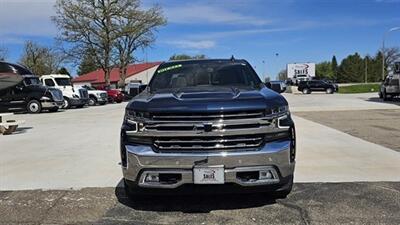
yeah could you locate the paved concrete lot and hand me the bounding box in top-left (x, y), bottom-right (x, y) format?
top-left (295, 109), bottom-right (400, 152)
top-left (283, 92), bottom-right (400, 112)
top-left (1, 93), bottom-right (400, 190)
top-left (1, 182), bottom-right (399, 225)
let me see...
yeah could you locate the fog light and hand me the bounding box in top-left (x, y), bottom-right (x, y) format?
top-left (145, 173), bottom-right (159, 182)
top-left (259, 170), bottom-right (273, 180)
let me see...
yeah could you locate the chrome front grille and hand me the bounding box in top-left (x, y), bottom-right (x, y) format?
top-left (154, 134), bottom-right (264, 151)
top-left (151, 111), bottom-right (265, 121)
top-left (79, 89), bottom-right (89, 99)
top-left (49, 89), bottom-right (63, 101)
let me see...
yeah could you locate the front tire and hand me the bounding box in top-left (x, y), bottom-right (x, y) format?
top-left (63, 97), bottom-right (71, 109)
top-left (302, 88), bottom-right (310, 94)
top-left (326, 88), bottom-right (334, 94)
top-left (273, 176), bottom-right (293, 199)
top-left (88, 96), bottom-right (97, 106)
top-left (26, 100), bottom-right (42, 114)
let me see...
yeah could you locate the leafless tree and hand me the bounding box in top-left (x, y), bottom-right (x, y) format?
top-left (114, 1), bottom-right (166, 87)
top-left (19, 41), bottom-right (64, 75)
top-left (384, 47), bottom-right (400, 71)
top-left (53, 0), bottom-right (124, 85)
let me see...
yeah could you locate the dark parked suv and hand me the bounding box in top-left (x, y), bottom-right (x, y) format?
top-left (121, 59), bottom-right (296, 198)
top-left (297, 80), bottom-right (338, 94)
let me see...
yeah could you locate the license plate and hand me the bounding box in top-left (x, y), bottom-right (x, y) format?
top-left (193, 166), bottom-right (224, 184)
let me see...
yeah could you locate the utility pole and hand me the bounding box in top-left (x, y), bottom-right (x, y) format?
top-left (365, 56), bottom-right (368, 83)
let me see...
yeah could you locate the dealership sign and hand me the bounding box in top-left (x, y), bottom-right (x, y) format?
top-left (287, 63), bottom-right (315, 78)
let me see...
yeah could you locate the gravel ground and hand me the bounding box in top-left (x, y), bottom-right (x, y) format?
top-left (0, 182), bottom-right (399, 225)
top-left (294, 109), bottom-right (400, 152)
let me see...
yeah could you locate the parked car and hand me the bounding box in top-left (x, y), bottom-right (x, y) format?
top-left (298, 80), bottom-right (338, 94)
top-left (40, 74), bottom-right (89, 109)
top-left (97, 85), bottom-right (124, 103)
top-left (121, 59), bottom-right (296, 198)
top-left (0, 62), bottom-right (64, 113)
top-left (77, 85), bottom-right (108, 106)
top-left (379, 62), bottom-right (400, 101)
top-left (265, 81), bottom-right (287, 93)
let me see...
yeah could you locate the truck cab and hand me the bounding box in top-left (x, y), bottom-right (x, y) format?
top-left (0, 62), bottom-right (64, 113)
top-left (40, 74), bottom-right (89, 109)
top-left (379, 62), bottom-right (400, 101)
top-left (75, 85), bottom-right (108, 106)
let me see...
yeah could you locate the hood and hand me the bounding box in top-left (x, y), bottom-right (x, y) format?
top-left (88, 90), bottom-right (107, 95)
top-left (127, 86), bottom-right (287, 113)
top-left (107, 89), bottom-right (121, 95)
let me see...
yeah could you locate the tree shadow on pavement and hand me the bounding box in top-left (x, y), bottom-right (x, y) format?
top-left (114, 179), bottom-right (278, 213)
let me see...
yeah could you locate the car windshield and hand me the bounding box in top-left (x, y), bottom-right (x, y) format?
top-left (24, 77), bottom-right (41, 86)
top-left (55, 78), bottom-right (72, 86)
top-left (149, 61), bottom-right (262, 92)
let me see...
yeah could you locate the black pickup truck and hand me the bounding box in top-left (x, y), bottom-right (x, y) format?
top-left (120, 59), bottom-right (296, 198)
top-left (0, 62), bottom-right (64, 113)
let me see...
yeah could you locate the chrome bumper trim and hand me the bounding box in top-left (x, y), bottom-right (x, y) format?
top-left (122, 139), bottom-right (294, 188)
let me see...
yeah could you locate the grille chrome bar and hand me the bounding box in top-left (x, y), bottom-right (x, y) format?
top-left (154, 137), bottom-right (263, 144)
top-left (151, 111), bottom-right (265, 121)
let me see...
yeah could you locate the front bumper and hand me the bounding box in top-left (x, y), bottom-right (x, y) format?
top-left (41, 100), bottom-right (64, 109)
top-left (122, 139), bottom-right (295, 189)
top-left (69, 98), bottom-right (87, 106)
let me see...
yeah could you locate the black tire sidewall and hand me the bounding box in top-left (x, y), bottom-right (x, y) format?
top-left (27, 99), bottom-right (42, 113)
top-left (89, 97), bottom-right (97, 106)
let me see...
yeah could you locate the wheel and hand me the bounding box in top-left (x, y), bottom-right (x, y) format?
top-left (63, 97), bottom-right (71, 109)
top-left (382, 91), bottom-right (392, 101)
top-left (48, 107), bottom-right (59, 112)
top-left (379, 91), bottom-right (383, 99)
top-left (273, 176), bottom-right (293, 199)
top-left (326, 88), bottom-right (333, 94)
top-left (124, 179), bottom-right (142, 201)
top-left (302, 88), bottom-right (310, 94)
top-left (26, 99), bottom-right (42, 113)
top-left (88, 96), bottom-right (97, 106)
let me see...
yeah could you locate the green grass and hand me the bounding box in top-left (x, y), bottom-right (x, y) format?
top-left (338, 83), bottom-right (380, 94)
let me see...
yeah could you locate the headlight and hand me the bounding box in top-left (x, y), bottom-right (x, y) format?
top-left (40, 96), bottom-right (51, 101)
top-left (124, 110), bottom-right (146, 132)
top-left (266, 105), bottom-right (289, 116)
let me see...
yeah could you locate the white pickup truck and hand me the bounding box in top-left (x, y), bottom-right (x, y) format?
top-left (74, 85), bottom-right (108, 106)
top-left (40, 74), bottom-right (88, 109)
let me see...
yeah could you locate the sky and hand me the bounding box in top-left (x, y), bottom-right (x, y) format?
top-left (0, 0), bottom-right (400, 79)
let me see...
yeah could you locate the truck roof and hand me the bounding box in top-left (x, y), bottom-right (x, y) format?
top-left (40, 74), bottom-right (71, 78)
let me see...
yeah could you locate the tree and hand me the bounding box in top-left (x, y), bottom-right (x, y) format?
top-left (0, 46), bottom-right (8, 61)
top-left (169, 54), bottom-right (207, 60)
top-left (331, 55), bottom-right (338, 81)
top-left (316, 61), bottom-right (333, 79)
top-left (19, 41), bottom-right (64, 75)
top-left (77, 48), bottom-right (99, 75)
top-left (277, 69), bottom-right (287, 81)
top-left (338, 53), bottom-right (364, 83)
top-left (53, 0), bottom-right (123, 85)
top-left (58, 67), bottom-right (70, 75)
top-left (383, 47), bottom-right (400, 76)
top-left (114, 1), bottom-right (166, 87)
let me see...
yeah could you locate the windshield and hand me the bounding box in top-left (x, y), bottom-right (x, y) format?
top-left (149, 61), bottom-right (262, 91)
top-left (55, 78), bottom-right (72, 86)
top-left (23, 77), bottom-right (41, 86)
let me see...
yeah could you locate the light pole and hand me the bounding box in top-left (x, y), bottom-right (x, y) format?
top-left (365, 56), bottom-right (368, 83)
top-left (382, 27), bottom-right (400, 80)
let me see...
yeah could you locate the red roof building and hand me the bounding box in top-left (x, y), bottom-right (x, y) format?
top-left (72, 62), bottom-right (162, 86)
